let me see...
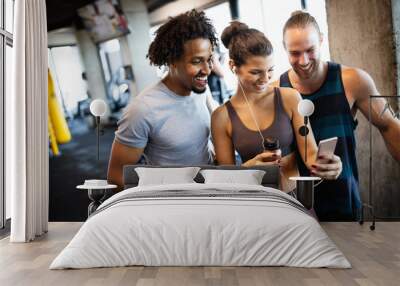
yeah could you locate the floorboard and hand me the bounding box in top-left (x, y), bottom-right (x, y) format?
top-left (0, 222), bottom-right (399, 286)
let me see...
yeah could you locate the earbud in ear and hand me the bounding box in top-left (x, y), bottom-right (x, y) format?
top-left (232, 67), bottom-right (236, 74)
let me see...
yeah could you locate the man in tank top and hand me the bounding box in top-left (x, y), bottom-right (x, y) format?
top-left (275, 11), bottom-right (400, 221)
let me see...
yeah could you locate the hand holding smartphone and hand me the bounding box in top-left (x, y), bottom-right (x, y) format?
top-left (316, 137), bottom-right (338, 163)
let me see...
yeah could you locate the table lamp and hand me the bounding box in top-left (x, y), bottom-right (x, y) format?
top-left (89, 99), bottom-right (107, 160)
top-left (77, 99), bottom-right (116, 217)
top-left (290, 99), bottom-right (320, 210)
top-left (298, 99), bottom-right (314, 163)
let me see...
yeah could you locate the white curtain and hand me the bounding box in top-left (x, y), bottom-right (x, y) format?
top-left (7, 0), bottom-right (48, 242)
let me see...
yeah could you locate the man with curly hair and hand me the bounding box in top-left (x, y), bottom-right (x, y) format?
top-left (108, 10), bottom-right (218, 189)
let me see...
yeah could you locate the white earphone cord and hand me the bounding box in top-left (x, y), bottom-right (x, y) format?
top-left (237, 79), bottom-right (266, 151)
top-left (237, 78), bottom-right (325, 195)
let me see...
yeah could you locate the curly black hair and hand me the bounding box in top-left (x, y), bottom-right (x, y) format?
top-left (147, 9), bottom-right (218, 67)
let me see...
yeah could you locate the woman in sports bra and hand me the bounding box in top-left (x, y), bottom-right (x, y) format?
top-left (211, 21), bottom-right (342, 192)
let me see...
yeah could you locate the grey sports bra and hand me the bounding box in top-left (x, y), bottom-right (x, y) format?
top-left (225, 87), bottom-right (296, 163)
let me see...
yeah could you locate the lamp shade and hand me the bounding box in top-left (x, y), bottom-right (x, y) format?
top-left (298, 99), bottom-right (315, 117)
top-left (90, 99), bottom-right (107, 117)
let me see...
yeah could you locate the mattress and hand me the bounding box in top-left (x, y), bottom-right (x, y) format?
top-left (50, 183), bottom-right (350, 269)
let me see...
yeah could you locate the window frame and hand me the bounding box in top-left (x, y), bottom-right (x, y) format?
top-left (1, 0), bottom-right (14, 230)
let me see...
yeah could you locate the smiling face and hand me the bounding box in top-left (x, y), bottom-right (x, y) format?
top-left (283, 25), bottom-right (322, 80)
top-left (234, 54), bottom-right (275, 94)
top-left (171, 38), bottom-right (213, 95)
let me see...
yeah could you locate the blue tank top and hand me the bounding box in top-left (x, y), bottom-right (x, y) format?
top-left (280, 62), bottom-right (361, 220)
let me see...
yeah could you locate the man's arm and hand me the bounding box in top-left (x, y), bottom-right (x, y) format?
top-left (107, 140), bottom-right (144, 192)
top-left (343, 67), bottom-right (400, 162)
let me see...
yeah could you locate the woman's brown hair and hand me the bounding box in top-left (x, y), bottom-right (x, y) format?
top-left (221, 21), bottom-right (273, 67)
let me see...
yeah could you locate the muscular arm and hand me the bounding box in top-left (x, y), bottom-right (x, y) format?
top-left (107, 140), bottom-right (144, 192)
top-left (343, 67), bottom-right (400, 162)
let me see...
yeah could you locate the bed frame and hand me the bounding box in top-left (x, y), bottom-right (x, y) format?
top-left (123, 165), bottom-right (280, 189)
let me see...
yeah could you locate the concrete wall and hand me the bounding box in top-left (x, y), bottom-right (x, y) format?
top-left (75, 29), bottom-right (110, 122)
top-left (326, 0), bottom-right (400, 218)
top-left (393, 0), bottom-right (400, 99)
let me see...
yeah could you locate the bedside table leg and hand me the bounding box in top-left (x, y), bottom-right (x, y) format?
top-left (87, 189), bottom-right (106, 216)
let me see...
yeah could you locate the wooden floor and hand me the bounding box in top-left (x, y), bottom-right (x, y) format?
top-left (0, 222), bottom-right (399, 286)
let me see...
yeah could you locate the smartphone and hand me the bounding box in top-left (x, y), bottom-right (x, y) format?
top-left (317, 137), bottom-right (338, 161)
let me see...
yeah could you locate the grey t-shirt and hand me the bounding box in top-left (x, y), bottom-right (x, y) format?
top-left (115, 81), bottom-right (213, 165)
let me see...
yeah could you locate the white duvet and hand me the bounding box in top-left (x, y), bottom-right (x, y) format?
top-left (50, 183), bottom-right (351, 269)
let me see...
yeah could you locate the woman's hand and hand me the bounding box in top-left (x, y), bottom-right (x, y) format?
top-left (242, 150), bottom-right (282, 166)
top-left (310, 154), bottom-right (342, 180)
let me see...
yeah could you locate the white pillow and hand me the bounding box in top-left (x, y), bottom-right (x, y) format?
top-left (135, 167), bottom-right (200, 186)
top-left (200, 169), bottom-right (266, 185)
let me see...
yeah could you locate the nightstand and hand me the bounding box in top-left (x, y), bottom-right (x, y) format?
top-left (77, 181), bottom-right (117, 217)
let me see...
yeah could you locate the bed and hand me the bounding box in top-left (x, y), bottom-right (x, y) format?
top-left (50, 165), bottom-right (350, 269)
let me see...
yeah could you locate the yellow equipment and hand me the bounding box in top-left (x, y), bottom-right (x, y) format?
top-left (48, 113), bottom-right (60, 156)
top-left (48, 70), bottom-right (71, 153)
